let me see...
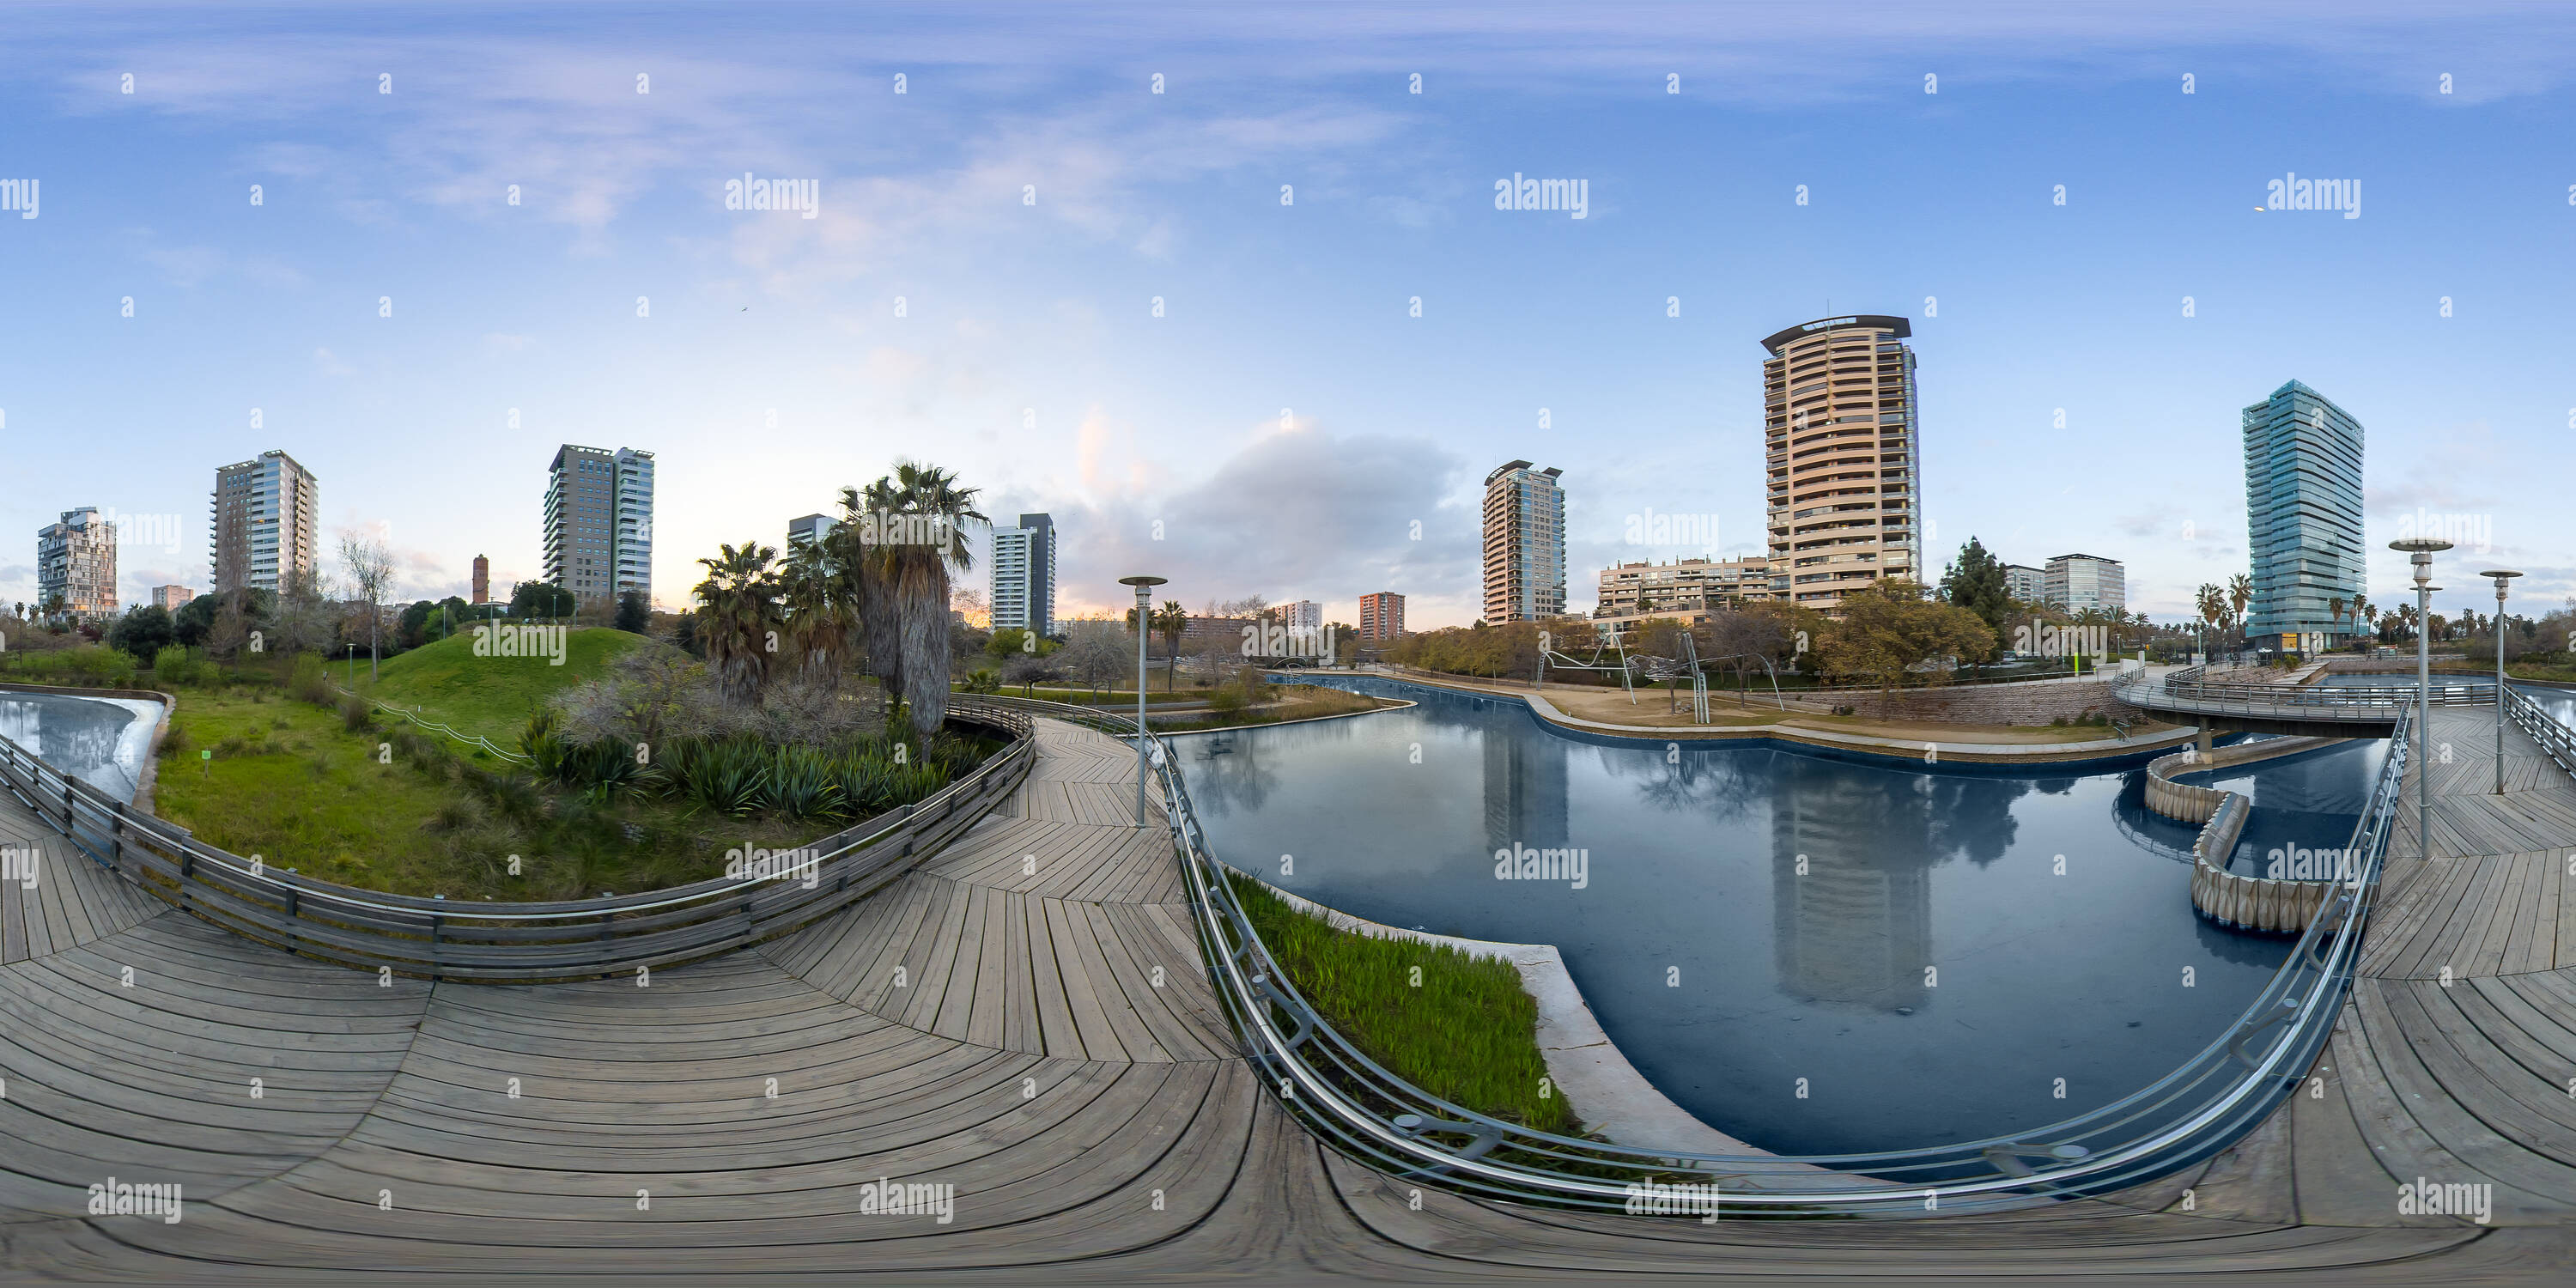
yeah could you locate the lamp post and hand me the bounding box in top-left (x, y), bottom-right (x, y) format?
top-left (2478, 569), bottom-right (2522, 795)
top-left (1119, 574), bottom-right (1167, 828)
top-left (2391, 538), bottom-right (2451, 863)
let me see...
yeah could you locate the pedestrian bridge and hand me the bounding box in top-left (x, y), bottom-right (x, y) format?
top-left (2115, 665), bottom-right (2497, 737)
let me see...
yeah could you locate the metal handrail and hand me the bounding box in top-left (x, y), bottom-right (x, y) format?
top-left (2116, 669), bottom-right (2494, 719)
top-left (979, 687), bottom-right (2409, 1216)
top-left (2508, 685), bottom-right (2576, 781)
top-left (0, 699), bottom-right (1034, 980)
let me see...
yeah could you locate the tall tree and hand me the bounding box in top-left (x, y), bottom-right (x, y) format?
top-left (837, 479), bottom-right (906, 711)
top-left (1154, 600), bottom-right (1188, 691)
top-left (691, 542), bottom-right (781, 705)
top-left (1938, 537), bottom-right (2014, 664)
top-left (2227, 573), bottom-right (2254, 651)
top-left (1817, 580), bottom-right (1997, 713)
top-left (337, 532), bottom-right (397, 682)
top-left (614, 589), bottom-right (651, 634)
top-left (777, 538), bottom-right (851, 684)
top-left (882, 462), bottom-right (987, 738)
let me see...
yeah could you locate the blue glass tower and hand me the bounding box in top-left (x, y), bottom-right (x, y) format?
top-left (2241, 380), bottom-right (2365, 652)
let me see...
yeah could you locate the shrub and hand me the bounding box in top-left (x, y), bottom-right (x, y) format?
top-left (289, 653), bottom-right (333, 706)
top-left (768, 746), bottom-right (843, 819)
top-left (157, 724), bottom-right (191, 759)
top-left (151, 645), bottom-right (198, 687)
top-left (339, 693), bottom-right (374, 732)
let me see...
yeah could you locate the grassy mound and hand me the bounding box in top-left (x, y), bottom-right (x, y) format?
top-left (367, 627), bottom-right (658, 742)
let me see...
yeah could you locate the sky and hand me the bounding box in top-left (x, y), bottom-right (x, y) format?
top-left (3, 1), bottom-right (2572, 631)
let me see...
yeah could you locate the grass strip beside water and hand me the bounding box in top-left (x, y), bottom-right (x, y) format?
top-left (1225, 870), bottom-right (1575, 1134)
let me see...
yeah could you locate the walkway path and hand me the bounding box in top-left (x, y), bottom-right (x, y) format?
top-left (2, 718), bottom-right (2569, 1279)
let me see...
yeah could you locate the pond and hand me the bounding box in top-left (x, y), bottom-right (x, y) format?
top-left (1178, 674), bottom-right (2318, 1158)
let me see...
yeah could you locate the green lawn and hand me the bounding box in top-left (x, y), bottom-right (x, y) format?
top-left (1225, 871), bottom-right (1575, 1133)
top-left (367, 626), bottom-right (657, 742)
top-left (153, 683), bottom-right (833, 900)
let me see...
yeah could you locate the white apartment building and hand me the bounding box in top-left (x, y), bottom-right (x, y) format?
top-left (210, 450), bottom-right (319, 594)
top-left (990, 513), bottom-right (1057, 636)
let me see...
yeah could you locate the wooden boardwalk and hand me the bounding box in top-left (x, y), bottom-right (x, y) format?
top-left (3, 716), bottom-right (2572, 1279)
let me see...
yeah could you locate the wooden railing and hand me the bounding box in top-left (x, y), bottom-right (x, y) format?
top-left (0, 701), bottom-right (1032, 982)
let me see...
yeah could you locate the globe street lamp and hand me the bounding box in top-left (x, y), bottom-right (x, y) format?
top-left (2391, 538), bottom-right (2451, 863)
top-left (2478, 569), bottom-right (2522, 795)
top-left (1119, 574), bottom-right (1167, 828)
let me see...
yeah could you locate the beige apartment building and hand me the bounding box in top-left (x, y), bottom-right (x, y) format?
top-left (1762, 314), bottom-right (1922, 615)
top-left (1592, 555), bottom-right (1776, 623)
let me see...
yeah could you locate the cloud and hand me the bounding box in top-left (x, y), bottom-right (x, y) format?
top-left (992, 422), bottom-right (1476, 623)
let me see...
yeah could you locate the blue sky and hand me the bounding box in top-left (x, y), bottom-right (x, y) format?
top-left (3, 1), bottom-right (2571, 629)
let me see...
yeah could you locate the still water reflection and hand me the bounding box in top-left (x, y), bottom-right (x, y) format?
top-left (0, 690), bottom-right (158, 803)
top-left (1182, 675), bottom-right (2303, 1156)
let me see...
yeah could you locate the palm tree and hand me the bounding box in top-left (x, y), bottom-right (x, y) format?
top-left (2350, 592), bottom-right (2373, 645)
top-left (691, 543), bottom-right (780, 705)
top-left (1153, 600), bottom-right (1188, 691)
top-left (2195, 583), bottom-right (2225, 658)
top-left (881, 461), bottom-right (987, 738)
top-left (838, 479), bottom-right (906, 712)
top-left (778, 538), bottom-right (851, 684)
top-left (2227, 574), bottom-right (2253, 652)
top-left (2327, 595), bottom-right (2346, 648)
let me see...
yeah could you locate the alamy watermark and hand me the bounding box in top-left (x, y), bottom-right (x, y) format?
top-left (471, 623), bottom-right (568, 666)
top-left (1242, 622), bottom-right (1335, 659)
top-left (848, 511), bottom-right (954, 547)
top-left (100, 507), bottom-right (186, 556)
top-left (725, 844), bottom-right (820, 890)
top-left (0, 177), bottom-right (36, 219)
top-left (1493, 841), bottom-right (1588, 889)
top-left (2266, 843), bottom-right (2360, 881)
top-left (87, 1178), bottom-right (181, 1224)
top-left (2391, 507), bottom-right (2491, 555)
top-left (1623, 508), bottom-right (1720, 547)
top-left (1623, 1180), bottom-right (1719, 1223)
top-left (2012, 620), bottom-right (2109, 659)
top-left (724, 173), bottom-right (819, 219)
top-left (857, 1177), bottom-right (954, 1224)
top-left (1, 846), bottom-right (37, 890)
top-left (2397, 1177), bottom-right (2491, 1224)
top-left (1493, 173), bottom-right (1587, 219)
top-left (2264, 172), bottom-right (2359, 219)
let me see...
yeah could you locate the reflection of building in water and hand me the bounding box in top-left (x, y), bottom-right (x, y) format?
top-left (1771, 763), bottom-right (1931, 1012)
top-left (1482, 725), bottom-right (1569, 853)
top-left (0, 698), bottom-right (125, 784)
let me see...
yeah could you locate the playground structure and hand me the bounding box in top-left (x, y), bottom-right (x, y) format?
top-left (1534, 623), bottom-right (1785, 724)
